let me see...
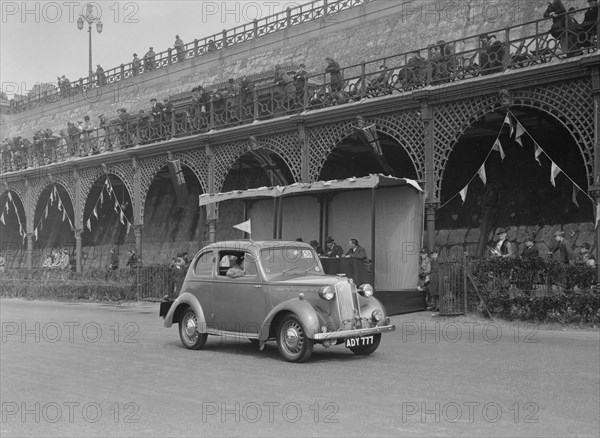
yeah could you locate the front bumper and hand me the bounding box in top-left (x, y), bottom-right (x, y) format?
top-left (313, 324), bottom-right (395, 340)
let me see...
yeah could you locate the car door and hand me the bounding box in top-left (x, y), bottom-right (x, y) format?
top-left (182, 250), bottom-right (215, 328)
top-left (212, 252), bottom-right (269, 335)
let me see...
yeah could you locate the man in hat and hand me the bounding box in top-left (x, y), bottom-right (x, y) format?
top-left (126, 248), bottom-right (139, 269)
top-left (344, 238), bottom-right (367, 260)
top-left (132, 53), bottom-right (142, 76)
top-left (491, 228), bottom-right (514, 258)
top-left (144, 47), bottom-right (156, 72)
top-left (324, 236), bottom-right (344, 258)
top-left (520, 237), bottom-right (540, 259)
top-left (174, 35), bottom-right (185, 61)
top-left (549, 230), bottom-right (574, 264)
top-left (108, 247), bottom-right (119, 270)
top-left (150, 98), bottom-right (164, 140)
top-left (96, 64), bottom-right (106, 87)
top-left (325, 57), bottom-right (343, 92)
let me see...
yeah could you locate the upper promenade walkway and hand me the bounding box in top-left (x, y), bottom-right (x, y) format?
top-left (1, 1), bottom-right (598, 175)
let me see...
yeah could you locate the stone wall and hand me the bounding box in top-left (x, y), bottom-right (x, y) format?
top-left (2, 0), bottom-right (590, 140)
top-left (431, 222), bottom-right (596, 262)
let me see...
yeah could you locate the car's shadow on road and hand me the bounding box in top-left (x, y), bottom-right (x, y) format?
top-left (164, 336), bottom-right (376, 363)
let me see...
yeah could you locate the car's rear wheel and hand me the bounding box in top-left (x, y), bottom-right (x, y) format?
top-left (277, 315), bottom-right (313, 363)
top-left (348, 333), bottom-right (381, 355)
top-left (179, 308), bottom-right (207, 350)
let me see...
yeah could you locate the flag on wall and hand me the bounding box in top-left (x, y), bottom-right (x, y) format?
top-left (167, 158), bottom-right (189, 208)
top-left (550, 162), bottom-right (561, 187)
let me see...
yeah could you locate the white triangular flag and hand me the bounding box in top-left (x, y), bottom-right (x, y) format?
top-left (503, 113), bottom-right (514, 136)
top-left (62, 208), bottom-right (66, 222)
top-left (459, 185), bottom-right (468, 204)
top-left (57, 198), bottom-right (63, 211)
top-left (534, 145), bottom-right (543, 166)
top-left (86, 218), bottom-right (92, 231)
top-left (100, 190), bottom-right (104, 204)
top-left (492, 138), bottom-right (505, 161)
top-left (515, 121), bottom-right (526, 147)
top-left (596, 204), bottom-right (600, 229)
top-left (93, 207), bottom-right (98, 219)
top-left (114, 199), bottom-right (119, 213)
top-left (0, 212), bottom-right (4, 225)
top-left (50, 190), bottom-right (55, 204)
top-left (126, 222), bottom-right (131, 235)
top-left (7, 192), bottom-right (12, 201)
top-left (550, 162), bottom-right (561, 187)
top-left (119, 210), bottom-right (125, 224)
top-left (44, 205), bottom-right (48, 219)
top-left (233, 219), bottom-right (252, 235)
top-left (477, 165), bottom-right (487, 185)
top-left (34, 228), bottom-right (38, 241)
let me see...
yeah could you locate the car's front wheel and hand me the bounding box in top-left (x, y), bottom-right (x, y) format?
top-left (277, 315), bottom-right (313, 363)
top-left (179, 308), bottom-right (207, 350)
top-left (348, 333), bottom-right (381, 355)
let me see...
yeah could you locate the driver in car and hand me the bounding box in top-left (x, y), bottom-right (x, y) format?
top-left (226, 255), bottom-right (245, 278)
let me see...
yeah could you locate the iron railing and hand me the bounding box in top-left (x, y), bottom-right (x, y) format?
top-left (8, 0), bottom-right (371, 113)
top-left (2, 6), bottom-right (598, 174)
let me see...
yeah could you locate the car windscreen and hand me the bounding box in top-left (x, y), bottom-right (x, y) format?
top-left (259, 247), bottom-right (324, 280)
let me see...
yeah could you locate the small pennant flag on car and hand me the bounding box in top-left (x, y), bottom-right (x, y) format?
top-left (233, 219), bottom-right (251, 237)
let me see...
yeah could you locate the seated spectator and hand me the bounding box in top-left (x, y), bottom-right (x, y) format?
top-left (323, 236), bottom-right (344, 258)
top-left (310, 240), bottom-right (324, 256)
top-left (344, 239), bottom-right (367, 260)
top-left (490, 228), bottom-right (514, 258)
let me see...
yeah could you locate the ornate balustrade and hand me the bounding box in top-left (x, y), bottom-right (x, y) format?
top-left (9, 0), bottom-right (371, 113)
top-left (2, 5), bottom-right (598, 174)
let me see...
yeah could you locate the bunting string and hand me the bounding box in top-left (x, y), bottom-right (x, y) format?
top-left (438, 111), bottom-right (596, 222)
top-left (33, 185), bottom-right (75, 241)
top-left (0, 192), bottom-right (27, 242)
top-left (83, 176), bottom-right (134, 234)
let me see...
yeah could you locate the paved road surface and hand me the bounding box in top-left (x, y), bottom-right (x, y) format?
top-left (1, 299), bottom-right (598, 437)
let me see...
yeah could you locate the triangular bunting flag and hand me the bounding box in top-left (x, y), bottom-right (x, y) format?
top-left (57, 198), bottom-right (63, 211)
top-left (492, 138), bottom-right (505, 161)
top-left (44, 205), bottom-right (49, 219)
top-left (503, 113), bottom-right (514, 137)
top-left (119, 210), bottom-right (125, 225)
top-left (514, 121), bottom-right (526, 147)
top-left (4, 202), bottom-right (8, 213)
top-left (596, 204), bottom-right (600, 229)
top-left (62, 208), bottom-right (66, 222)
top-left (534, 145), bottom-right (543, 166)
top-left (572, 185), bottom-right (580, 208)
top-left (550, 162), bottom-right (561, 187)
top-left (127, 222), bottom-right (131, 235)
top-left (100, 191), bottom-right (104, 204)
top-left (86, 218), bottom-right (92, 231)
top-left (93, 207), bottom-right (98, 219)
top-left (34, 228), bottom-right (38, 241)
top-left (233, 219), bottom-right (252, 235)
top-left (0, 212), bottom-right (4, 225)
top-left (478, 165), bottom-right (487, 185)
top-left (459, 185), bottom-right (469, 204)
top-left (50, 189), bottom-right (55, 204)
top-left (114, 199), bottom-right (119, 213)
top-left (7, 192), bottom-right (12, 201)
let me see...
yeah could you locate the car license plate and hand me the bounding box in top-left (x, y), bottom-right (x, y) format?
top-left (345, 336), bottom-right (374, 348)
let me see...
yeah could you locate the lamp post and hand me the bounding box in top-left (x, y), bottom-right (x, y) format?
top-left (77, 4), bottom-right (103, 78)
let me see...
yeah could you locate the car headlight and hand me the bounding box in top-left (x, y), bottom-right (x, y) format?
top-left (372, 309), bottom-right (383, 322)
top-left (358, 284), bottom-right (374, 297)
top-left (319, 285), bottom-right (335, 300)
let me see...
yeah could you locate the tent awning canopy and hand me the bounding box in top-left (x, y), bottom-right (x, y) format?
top-left (199, 174), bottom-right (423, 206)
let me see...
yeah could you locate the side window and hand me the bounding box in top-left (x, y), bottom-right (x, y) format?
top-left (194, 251), bottom-right (214, 277)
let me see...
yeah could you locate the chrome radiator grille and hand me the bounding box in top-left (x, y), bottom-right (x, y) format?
top-left (335, 281), bottom-right (356, 323)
